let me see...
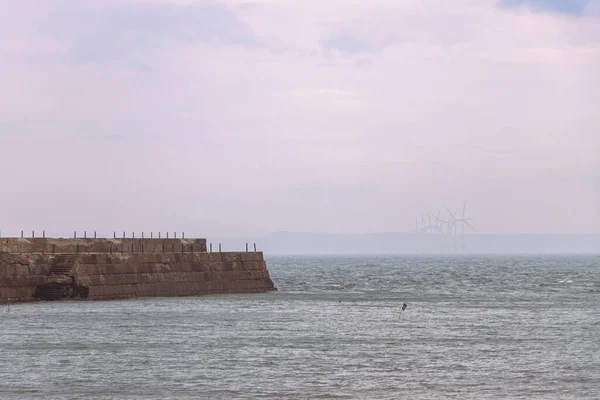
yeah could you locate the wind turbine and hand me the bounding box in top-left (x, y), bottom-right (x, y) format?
top-left (444, 207), bottom-right (459, 234)
top-left (453, 200), bottom-right (475, 252)
top-left (431, 211), bottom-right (445, 234)
top-left (444, 207), bottom-right (461, 252)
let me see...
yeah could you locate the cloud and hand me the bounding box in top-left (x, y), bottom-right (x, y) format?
top-left (322, 33), bottom-right (375, 54)
top-left (498, 0), bottom-right (592, 16)
top-left (35, 1), bottom-right (258, 63)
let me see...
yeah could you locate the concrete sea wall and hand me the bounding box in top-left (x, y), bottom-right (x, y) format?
top-left (0, 238), bottom-right (276, 303)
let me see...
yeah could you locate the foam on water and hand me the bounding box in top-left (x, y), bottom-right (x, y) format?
top-left (1, 255), bottom-right (599, 399)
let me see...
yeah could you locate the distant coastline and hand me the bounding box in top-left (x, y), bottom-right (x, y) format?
top-left (212, 232), bottom-right (600, 255)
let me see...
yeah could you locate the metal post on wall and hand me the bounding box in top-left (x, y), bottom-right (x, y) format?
top-left (246, 243), bottom-right (248, 252)
top-left (167, 232), bottom-right (169, 239)
top-left (123, 231), bottom-right (125, 239)
top-left (219, 243), bottom-right (221, 252)
top-left (182, 232), bottom-right (185, 239)
top-left (94, 231), bottom-right (97, 239)
top-left (133, 232), bottom-right (135, 239)
top-left (74, 231), bottom-right (77, 239)
top-left (254, 243), bottom-right (257, 252)
top-left (21, 230), bottom-right (23, 238)
top-left (174, 232), bottom-right (177, 239)
top-left (210, 243), bottom-right (212, 252)
top-left (32, 230), bottom-right (35, 238)
top-left (84, 231), bottom-right (87, 239)
top-left (142, 232), bottom-right (144, 239)
top-left (43, 230), bottom-right (45, 238)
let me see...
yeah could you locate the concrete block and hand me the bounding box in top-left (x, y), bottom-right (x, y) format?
top-left (186, 272), bottom-right (202, 282)
top-left (103, 274), bottom-right (121, 286)
top-left (77, 264), bottom-right (96, 275)
top-left (155, 282), bottom-right (170, 294)
top-left (151, 263), bottom-right (172, 273)
top-left (103, 264), bottom-right (117, 275)
top-left (107, 285), bottom-right (123, 296)
top-left (123, 284), bottom-right (137, 296)
top-left (196, 252), bottom-right (211, 262)
top-left (137, 282), bottom-right (156, 296)
top-left (28, 263), bottom-right (50, 276)
top-left (134, 273), bottom-right (147, 283)
top-left (125, 274), bottom-right (142, 285)
top-left (135, 264), bottom-right (151, 274)
top-left (240, 253), bottom-right (255, 262)
top-left (159, 253), bottom-right (175, 263)
top-left (175, 262), bottom-right (192, 273)
top-left (4, 265), bottom-right (18, 276)
top-left (81, 254), bottom-right (96, 264)
top-left (221, 252), bottom-right (241, 262)
top-left (12, 264), bottom-right (29, 276)
top-left (211, 261), bottom-right (225, 271)
top-left (191, 263), bottom-right (204, 273)
top-left (223, 261), bottom-right (234, 272)
top-left (15, 286), bottom-right (34, 298)
top-left (88, 286), bottom-right (103, 298)
top-left (242, 261), bottom-right (259, 271)
top-left (208, 253), bottom-right (222, 262)
top-left (4, 276), bottom-right (34, 287)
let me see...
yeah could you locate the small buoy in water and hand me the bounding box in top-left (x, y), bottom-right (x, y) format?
top-left (401, 303), bottom-right (407, 311)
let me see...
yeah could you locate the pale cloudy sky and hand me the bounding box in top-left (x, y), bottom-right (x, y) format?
top-left (0, 0), bottom-right (599, 237)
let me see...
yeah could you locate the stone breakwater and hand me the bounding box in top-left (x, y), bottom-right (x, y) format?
top-left (0, 238), bottom-right (276, 303)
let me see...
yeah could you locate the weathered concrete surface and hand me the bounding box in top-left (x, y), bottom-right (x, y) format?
top-left (0, 237), bottom-right (207, 254)
top-left (0, 238), bottom-right (276, 303)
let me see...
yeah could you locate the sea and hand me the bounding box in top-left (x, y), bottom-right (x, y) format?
top-left (1, 255), bottom-right (599, 399)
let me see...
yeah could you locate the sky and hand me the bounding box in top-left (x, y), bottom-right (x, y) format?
top-left (0, 0), bottom-right (599, 238)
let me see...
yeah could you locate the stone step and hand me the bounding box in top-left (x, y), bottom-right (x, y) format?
top-left (51, 265), bottom-right (75, 271)
top-left (50, 267), bottom-right (75, 275)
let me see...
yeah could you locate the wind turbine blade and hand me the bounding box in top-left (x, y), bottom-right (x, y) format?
top-left (445, 206), bottom-right (453, 219)
top-left (464, 220), bottom-right (476, 232)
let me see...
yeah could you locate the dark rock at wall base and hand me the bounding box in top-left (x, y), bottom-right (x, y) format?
top-left (34, 283), bottom-right (90, 301)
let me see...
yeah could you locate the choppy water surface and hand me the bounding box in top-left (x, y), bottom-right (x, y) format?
top-left (1, 255), bottom-right (599, 399)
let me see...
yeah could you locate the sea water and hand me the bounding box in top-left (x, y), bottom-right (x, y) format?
top-left (1, 255), bottom-right (599, 399)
